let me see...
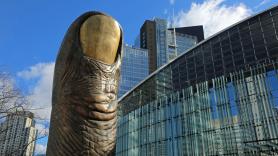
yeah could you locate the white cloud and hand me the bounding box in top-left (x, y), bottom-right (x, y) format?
top-left (17, 62), bottom-right (55, 120)
top-left (36, 122), bottom-right (49, 135)
top-left (35, 144), bottom-right (47, 155)
top-left (255, 0), bottom-right (271, 9)
top-left (17, 63), bottom-right (53, 155)
top-left (169, 0), bottom-right (175, 5)
top-left (173, 0), bottom-right (252, 38)
top-left (0, 73), bottom-right (17, 107)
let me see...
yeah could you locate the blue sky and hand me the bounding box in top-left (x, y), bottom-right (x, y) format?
top-left (0, 0), bottom-right (277, 155)
top-left (0, 0), bottom-right (276, 74)
top-left (0, 0), bottom-right (185, 73)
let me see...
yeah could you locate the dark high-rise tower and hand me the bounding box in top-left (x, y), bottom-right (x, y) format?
top-left (140, 20), bottom-right (157, 73)
top-left (168, 25), bottom-right (204, 42)
top-left (140, 18), bottom-right (204, 74)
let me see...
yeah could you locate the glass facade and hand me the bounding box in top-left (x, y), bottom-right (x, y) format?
top-left (118, 45), bottom-right (149, 97)
top-left (116, 6), bottom-right (278, 156)
top-left (140, 19), bottom-right (202, 73)
top-left (167, 30), bottom-right (198, 61)
top-left (154, 18), bottom-right (168, 68)
top-left (154, 18), bottom-right (198, 68)
top-left (134, 34), bottom-right (141, 48)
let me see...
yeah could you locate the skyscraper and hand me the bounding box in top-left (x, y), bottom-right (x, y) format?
top-left (140, 20), bottom-right (157, 73)
top-left (0, 111), bottom-right (37, 156)
top-left (118, 45), bottom-right (149, 98)
top-left (168, 26), bottom-right (204, 42)
top-left (117, 5), bottom-right (278, 156)
top-left (134, 34), bottom-right (141, 48)
top-left (140, 18), bottom-right (204, 73)
top-left (167, 30), bottom-right (198, 61)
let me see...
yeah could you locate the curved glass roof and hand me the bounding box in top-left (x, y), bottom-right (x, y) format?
top-left (119, 4), bottom-right (278, 115)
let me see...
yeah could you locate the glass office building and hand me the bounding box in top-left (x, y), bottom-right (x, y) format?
top-left (116, 5), bottom-right (278, 156)
top-left (134, 34), bottom-right (141, 48)
top-left (118, 45), bottom-right (149, 97)
top-left (140, 18), bottom-right (202, 73)
top-left (154, 18), bottom-right (168, 68)
top-left (155, 18), bottom-right (199, 68)
top-left (167, 30), bottom-right (198, 61)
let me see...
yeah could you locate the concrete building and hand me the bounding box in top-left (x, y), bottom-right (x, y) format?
top-left (0, 111), bottom-right (37, 156)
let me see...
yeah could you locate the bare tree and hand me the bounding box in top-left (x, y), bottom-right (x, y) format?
top-left (0, 71), bottom-right (27, 120)
top-left (3, 127), bottom-right (49, 156)
top-left (0, 71), bottom-right (49, 155)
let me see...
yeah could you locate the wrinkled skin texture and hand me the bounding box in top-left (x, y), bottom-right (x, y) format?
top-left (46, 12), bottom-right (122, 156)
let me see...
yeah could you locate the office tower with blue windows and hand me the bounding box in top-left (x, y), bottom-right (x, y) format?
top-left (167, 29), bottom-right (198, 61)
top-left (118, 45), bottom-right (149, 97)
top-left (153, 18), bottom-right (168, 68)
top-left (134, 34), bottom-right (141, 48)
top-left (116, 5), bottom-right (278, 156)
top-left (140, 18), bottom-right (204, 73)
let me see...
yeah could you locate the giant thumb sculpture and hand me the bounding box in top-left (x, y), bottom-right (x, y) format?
top-left (46, 12), bottom-right (123, 156)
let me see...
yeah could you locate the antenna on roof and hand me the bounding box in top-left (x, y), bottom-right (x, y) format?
top-left (172, 8), bottom-right (178, 58)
